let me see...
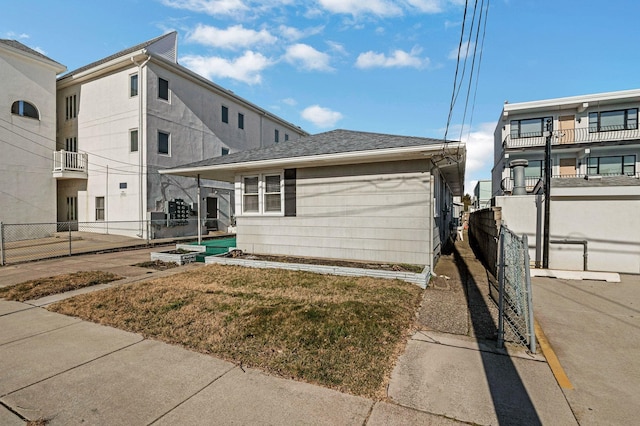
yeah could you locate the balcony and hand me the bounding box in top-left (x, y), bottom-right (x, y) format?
top-left (501, 172), bottom-right (640, 194)
top-left (53, 150), bottom-right (88, 179)
top-left (503, 127), bottom-right (640, 149)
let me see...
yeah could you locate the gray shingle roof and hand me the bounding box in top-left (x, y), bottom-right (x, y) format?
top-left (58, 32), bottom-right (176, 80)
top-left (171, 129), bottom-right (450, 169)
top-left (553, 175), bottom-right (640, 187)
top-left (0, 39), bottom-right (64, 69)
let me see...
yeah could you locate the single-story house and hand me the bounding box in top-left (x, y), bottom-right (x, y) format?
top-left (160, 129), bottom-right (466, 273)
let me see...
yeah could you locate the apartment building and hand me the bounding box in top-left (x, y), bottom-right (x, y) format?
top-left (491, 89), bottom-right (640, 273)
top-left (54, 32), bottom-right (307, 238)
top-left (0, 40), bottom-right (66, 227)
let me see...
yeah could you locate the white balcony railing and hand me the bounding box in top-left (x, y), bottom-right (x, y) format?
top-left (504, 127), bottom-right (640, 149)
top-left (53, 150), bottom-right (88, 177)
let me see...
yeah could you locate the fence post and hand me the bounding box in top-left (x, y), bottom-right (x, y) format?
top-left (497, 226), bottom-right (505, 349)
top-left (68, 222), bottom-right (72, 256)
top-left (146, 220), bottom-right (151, 246)
top-left (0, 222), bottom-right (5, 266)
top-left (522, 234), bottom-right (536, 354)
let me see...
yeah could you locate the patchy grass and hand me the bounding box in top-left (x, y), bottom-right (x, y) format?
top-left (0, 271), bottom-right (121, 302)
top-left (49, 264), bottom-right (422, 398)
top-left (133, 260), bottom-right (179, 271)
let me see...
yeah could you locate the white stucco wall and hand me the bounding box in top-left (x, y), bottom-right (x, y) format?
top-left (496, 188), bottom-right (640, 274)
top-left (0, 46), bottom-right (60, 226)
top-left (58, 59), bottom-right (305, 237)
top-left (235, 160), bottom-right (433, 266)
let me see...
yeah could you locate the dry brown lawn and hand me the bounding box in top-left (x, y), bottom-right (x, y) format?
top-left (49, 264), bottom-right (423, 398)
top-left (0, 271), bottom-right (121, 302)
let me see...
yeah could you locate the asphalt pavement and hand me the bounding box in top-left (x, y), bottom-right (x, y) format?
top-left (1, 236), bottom-right (635, 424)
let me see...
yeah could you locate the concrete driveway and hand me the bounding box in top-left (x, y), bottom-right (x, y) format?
top-left (532, 274), bottom-right (640, 425)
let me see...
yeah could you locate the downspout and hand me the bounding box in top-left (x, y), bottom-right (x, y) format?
top-left (132, 54), bottom-right (151, 238)
top-left (428, 162), bottom-right (435, 275)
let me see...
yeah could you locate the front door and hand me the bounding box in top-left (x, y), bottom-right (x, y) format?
top-left (559, 115), bottom-right (575, 144)
top-left (206, 197), bottom-right (218, 231)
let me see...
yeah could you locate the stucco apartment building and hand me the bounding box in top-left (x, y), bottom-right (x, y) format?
top-left (491, 89), bottom-right (640, 273)
top-left (0, 40), bottom-right (66, 227)
top-left (54, 32), bottom-right (307, 238)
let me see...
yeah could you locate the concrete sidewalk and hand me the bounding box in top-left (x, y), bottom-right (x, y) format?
top-left (0, 242), bottom-right (580, 425)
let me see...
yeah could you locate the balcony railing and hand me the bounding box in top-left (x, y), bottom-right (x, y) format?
top-left (53, 150), bottom-right (88, 179)
top-left (504, 126), bottom-right (640, 149)
top-left (501, 172), bottom-right (640, 193)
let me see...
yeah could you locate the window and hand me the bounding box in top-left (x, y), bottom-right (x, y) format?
top-left (275, 129), bottom-right (279, 143)
top-left (65, 137), bottom-right (77, 152)
top-left (510, 117), bottom-right (552, 138)
top-left (158, 131), bottom-right (170, 155)
top-left (243, 176), bottom-right (259, 213)
top-left (11, 100), bottom-right (39, 119)
top-left (264, 175), bottom-right (282, 212)
top-left (587, 155), bottom-right (636, 176)
top-left (589, 108), bottom-right (638, 132)
top-left (285, 133), bottom-right (289, 141)
top-left (221, 105), bottom-right (229, 123)
top-left (119, 182), bottom-right (127, 189)
top-left (130, 129), bottom-right (138, 152)
top-left (66, 196), bottom-right (77, 221)
top-left (95, 197), bottom-right (105, 221)
top-left (130, 74), bottom-right (138, 97)
top-left (509, 159), bottom-right (546, 179)
top-left (238, 112), bottom-right (244, 129)
top-left (65, 94), bottom-right (77, 120)
top-left (221, 147), bottom-right (229, 156)
top-left (158, 77), bottom-right (169, 101)
top-left (241, 173), bottom-right (285, 215)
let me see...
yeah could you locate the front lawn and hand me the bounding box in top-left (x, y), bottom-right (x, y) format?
top-left (48, 264), bottom-right (422, 398)
top-left (0, 271), bottom-right (121, 302)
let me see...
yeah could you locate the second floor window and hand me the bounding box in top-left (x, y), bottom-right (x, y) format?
top-left (589, 108), bottom-right (638, 132)
top-left (238, 112), bottom-right (244, 129)
top-left (587, 155), bottom-right (635, 176)
top-left (158, 131), bottom-right (170, 155)
top-left (158, 77), bottom-right (169, 101)
top-left (130, 129), bottom-right (138, 152)
top-left (275, 129), bottom-right (279, 143)
top-left (65, 94), bottom-right (77, 120)
top-left (510, 117), bottom-right (552, 138)
top-left (222, 105), bottom-right (229, 123)
top-left (130, 74), bottom-right (138, 97)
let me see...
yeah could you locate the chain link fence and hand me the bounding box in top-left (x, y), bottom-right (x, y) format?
top-left (490, 225), bottom-right (536, 353)
top-left (0, 219), bottom-right (220, 265)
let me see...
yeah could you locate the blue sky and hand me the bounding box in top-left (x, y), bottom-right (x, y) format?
top-left (2, 0), bottom-right (639, 194)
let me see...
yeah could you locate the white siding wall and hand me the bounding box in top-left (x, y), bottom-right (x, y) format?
top-left (236, 160), bottom-right (433, 266)
top-left (0, 48), bottom-right (58, 225)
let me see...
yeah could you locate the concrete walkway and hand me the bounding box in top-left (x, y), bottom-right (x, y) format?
top-left (1, 239), bottom-right (627, 424)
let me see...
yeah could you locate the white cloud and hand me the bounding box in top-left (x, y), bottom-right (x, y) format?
top-left (282, 97), bottom-right (297, 106)
top-left (5, 31), bottom-right (30, 39)
top-left (448, 41), bottom-right (476, 60)
top-left (187, 24), bottom-right (277, 50)
top-left (160, 0), bottom-right (249, 16)
top-left (405, 0), bottom-right (444, 13)
top-left (181, 51), bottom-right (273, 84)
top-left (278, 24), bottom-right (324, 41)
top-left (301, 105), bottom-right (343, 128)
top-left (317, 0), bottom-right (403, 17)
top-left (284, 43), bottom-right (333, 71)
top-left (355, 47), bottom-right (428, 69)
top-left (460, 121), bottom-right (496, 193)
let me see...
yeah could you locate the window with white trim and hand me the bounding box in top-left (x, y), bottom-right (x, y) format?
top-left (158, 77), bottom-right (169, 101)
top-left (130, 74), bottom-right (138, 97)
top-left (241, 173), bottom-right (284, 214)
top-left (11, 100), bottom-right (39, 119)
top-left (510, 117), bottom-right (552, 138)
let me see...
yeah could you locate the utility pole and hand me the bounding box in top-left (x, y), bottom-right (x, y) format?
top-left (543, 119), bottom-right (552, 268)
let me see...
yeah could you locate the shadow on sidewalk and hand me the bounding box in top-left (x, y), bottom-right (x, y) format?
top-left (447, 235), bottom-right (542, 425)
